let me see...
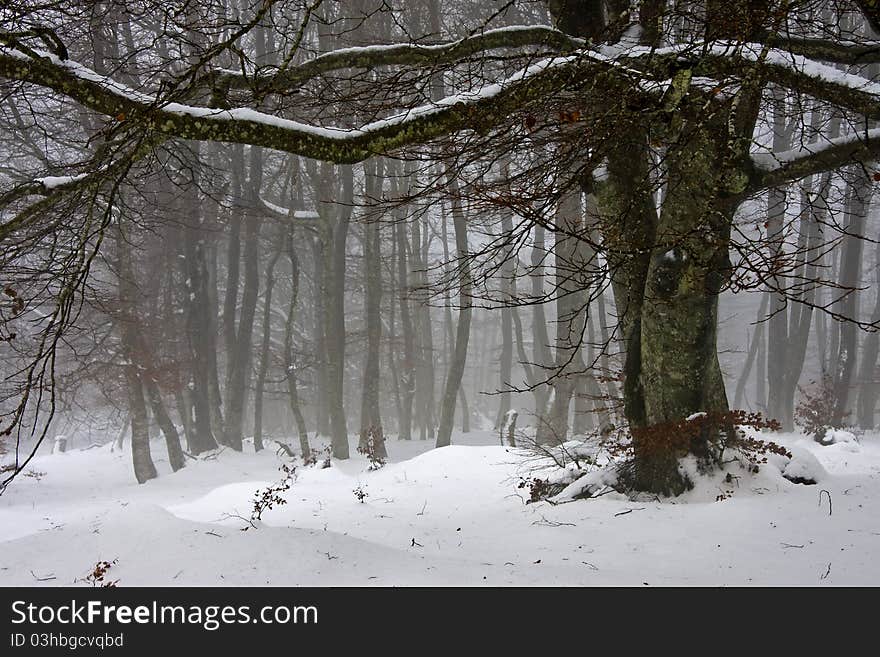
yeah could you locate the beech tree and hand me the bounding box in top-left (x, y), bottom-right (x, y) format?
top-left (3, 0), bottom-right (880, 494)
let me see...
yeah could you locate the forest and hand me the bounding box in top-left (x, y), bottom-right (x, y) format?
top-left (1, 0), bottom-right (880, 586)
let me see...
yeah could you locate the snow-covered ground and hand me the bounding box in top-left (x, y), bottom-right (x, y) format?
top-left (1, 429), bottom-right (878, 586)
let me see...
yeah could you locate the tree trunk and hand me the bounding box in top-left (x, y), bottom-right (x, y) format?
top-left (311, 235), bottom-right (330, 436)
top-left (116, 228), bottom-right (158, 483)
top-left (436, 184), bottom-right (472, 448)
top-left (636, 119), bottom-right (735, 495)
top-left (493, 209), bottom-right (515, 430)
top-left (441, 203), bottom-right (470, 432)
top-left (283, 228), bottom-right (312, 461)
top-left (224, 146), bottom-right (264, 451)
top-left (181, 173), bottom-right (218, 454)
top-left (529, 224), bottom-right (553, 421)
top-left (733, 291), bottom-right (769, 410)
top-left (254, 236), bottom-right (282, 452)
top-left (359, 159), bottom-right (386, 458)
top-left (537, 185), bottom-right (588, 445)
top-left (857, 236), bottom-right (880, 428)
top-left (315, 162), bottom-right (353, 459)
top-left (395, 217), bottom-right (416, 440)
top-left (143, 375), bottom-right (186, 472)
top-left (831, 171), bottom-right (872, 426)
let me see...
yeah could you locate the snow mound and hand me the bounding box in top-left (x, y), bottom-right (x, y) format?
top-left (781, 447), bottom-right (827, 485)
top-left (550, 468), bottom-right (622, 503)
top-left (816, 429), bottom-right (860, 452)
top-left (168, 481), bottom-right (274, 527)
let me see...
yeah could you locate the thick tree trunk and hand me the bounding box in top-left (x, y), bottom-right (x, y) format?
top-left (637, 121), bottom-right (735, 495)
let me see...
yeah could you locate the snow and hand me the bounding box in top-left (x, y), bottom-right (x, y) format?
top-left (34, 173), bottom-right (89, 189)
top-left (752, 127), bottom-right (880, 172)
top-left (2, 44), bottom-right (578, 142)
top-left (781, 446), bottom-right (828, 484)
top-left (8, 35), bottom-right (880, 166)
top-left (824, 429), bottom-right (859, 446)
top-left (2, 429), bottom-right (880, 585)
top-left (259, 197), bottom-right (320, 221)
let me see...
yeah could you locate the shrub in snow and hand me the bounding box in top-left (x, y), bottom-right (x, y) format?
top-left (81, 559), bottom-right (118, 587)
top-left (617, 410), bottom-right (788, 495)
top-left (244, 462), bottom-right (296, 530)
top-left (352, 484), bottom-right (368, 503)
top-left (357, 426), bottom-right (386, 470)
top-left (795, 376), bottom-right (849, 444)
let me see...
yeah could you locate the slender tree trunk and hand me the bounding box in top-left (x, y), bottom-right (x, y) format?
top-left (311, 235), bottom-right (330, 436)
top-left (283, 229), bottom-right (312, 461)
top-left (329, 165), bottom-right (353, 458)
top-left (766, 88), bottom-right (793, 427)
top-left (182, 171), bottom-right (218, 454)
top-left (224, 145), bottom-right (264, 451)
top-left (143, 375), bottom-right (186, 472)
top-left (395, 217), bottom-right (416, 440)
top-left (116, 228), bottom-right (158, 483)
top-left (733, 291), bottom-right (769, 410)
top-left (441, 204), bottom-right (470, 432)
top-left (202, 188), bottom-right (225, 443)
top-left (493, 209), bottom-right (515, 430)
top-left (857, 234), bottom-right (880, 428)
top-left (831, 171), bottom-right (872, 426)
top-left (537, 185), bottom-right (588, 445)
top-left (359, 159), bottom-right (386, 458)
top-left (529, 224), bottom-right (553, 421)
top-left (436, 186), bottom-right (472, 447)
top-left (254, 237), bottom-right (282, 452)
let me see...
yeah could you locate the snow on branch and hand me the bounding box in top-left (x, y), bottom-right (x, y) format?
top-left (751, 127), bottom-right (880, 190)
top-left (4, 36), bottom-right (880, 171)
top-left (751, 31), bottom-right (880, 65)
top-left (258, 197), bottom-right (320, 222)
top-left (209, 25), bottom-right (585, 92)
top-left (0, 43), bottom-right (594, 163)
